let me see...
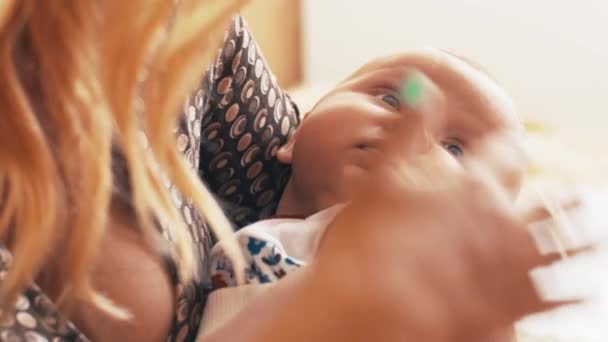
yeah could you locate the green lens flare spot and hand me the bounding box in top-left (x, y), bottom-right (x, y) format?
top-left (402, 73), bottom-right (425, 108)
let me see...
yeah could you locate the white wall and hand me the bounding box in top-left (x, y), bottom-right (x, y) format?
top-left (301, 0), bottom-right (607, 151)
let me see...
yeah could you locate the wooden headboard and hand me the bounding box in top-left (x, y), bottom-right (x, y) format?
top-left (241, 0), bottom-right (303, 89)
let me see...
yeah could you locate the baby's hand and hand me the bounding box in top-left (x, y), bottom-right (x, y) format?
top-left (316, 71), bottom-right (579, 341)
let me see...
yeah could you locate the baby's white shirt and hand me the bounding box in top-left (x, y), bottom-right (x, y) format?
top-left (198, 205), bottom-right (341, 339)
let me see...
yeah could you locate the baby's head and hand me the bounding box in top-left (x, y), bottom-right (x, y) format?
top-left (276, 48), bottom-right (524, 216)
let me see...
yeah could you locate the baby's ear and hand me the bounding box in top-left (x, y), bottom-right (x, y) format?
top-left (276, 128), bottom-right (298, 164)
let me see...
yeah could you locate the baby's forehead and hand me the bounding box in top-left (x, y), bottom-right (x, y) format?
top-left (347, 49), bottom-right (445, 79)
top-left (349, 49), bottom-right (521, 132)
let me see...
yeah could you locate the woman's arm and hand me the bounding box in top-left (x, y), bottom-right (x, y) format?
top-left (203, 143), bottom-right (569, 342)
top-left (203, 261), bottom-right (399, 342)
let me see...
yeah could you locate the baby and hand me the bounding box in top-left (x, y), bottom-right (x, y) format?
top-left (201, 48), bottom-right (525, 337)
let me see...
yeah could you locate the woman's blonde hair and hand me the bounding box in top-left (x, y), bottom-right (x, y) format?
top-left (0, 0), bottom-right (247, 316)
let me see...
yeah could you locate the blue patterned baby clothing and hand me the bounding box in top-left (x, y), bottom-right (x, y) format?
top-left (209, 205), bottom-right (342, 288)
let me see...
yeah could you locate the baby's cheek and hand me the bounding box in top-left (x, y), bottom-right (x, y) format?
top-left (483, 150), bottom-right (525, 200)
top-left (433, 145), bottom-right (464, 173)
top-left (493, 146), bottom-right (525, 199)
top-left (339, 163), bottom-right (371, 195)
top-left (469, 133), bottom-right (526, 200)
top-left (502, 165), bottom-right (524, 200)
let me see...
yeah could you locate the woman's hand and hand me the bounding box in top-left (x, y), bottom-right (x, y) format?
top-left (314, 75), bottom-right (573, 341)
top-left (316, 156), bottom-right (564, 341)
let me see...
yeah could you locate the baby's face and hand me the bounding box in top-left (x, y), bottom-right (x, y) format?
top-left (278, 49), bottom-right (524, 213)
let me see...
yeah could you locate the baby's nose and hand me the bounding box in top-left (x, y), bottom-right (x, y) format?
top-left (383, 71), bottom-right (446, 157)
top-left (409, 130), bottom-right (436, 155)
top-left (401, 71), bottom-right (446, 137)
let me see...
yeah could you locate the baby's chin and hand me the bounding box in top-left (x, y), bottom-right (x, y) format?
top-left (321, 163), bottom-right (371, 203)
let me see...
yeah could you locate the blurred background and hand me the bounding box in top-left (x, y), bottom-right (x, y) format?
top-left (241, 1), bottom-right (607, 341)
top-left (242, 0), bottom-right (607, 160)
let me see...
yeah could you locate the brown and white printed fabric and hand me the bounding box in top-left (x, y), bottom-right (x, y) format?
top-left (199, 15), bottom-right (300, 229)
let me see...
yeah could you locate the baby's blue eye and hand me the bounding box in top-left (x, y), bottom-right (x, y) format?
top-left (379, 94), bottom-right (401, 109)
top-left (443, 142), bottom-right (464, 157)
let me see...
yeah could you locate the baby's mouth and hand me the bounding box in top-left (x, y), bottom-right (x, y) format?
top-left (354, 143), bottom-right (382, 160)
top-left (355, 143), bottom-right (379, 152)
top-left (351, 143), bottom-right (382, 170)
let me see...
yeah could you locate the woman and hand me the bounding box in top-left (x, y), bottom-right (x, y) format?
top-left (0, 0), bottom-right (572, 341)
